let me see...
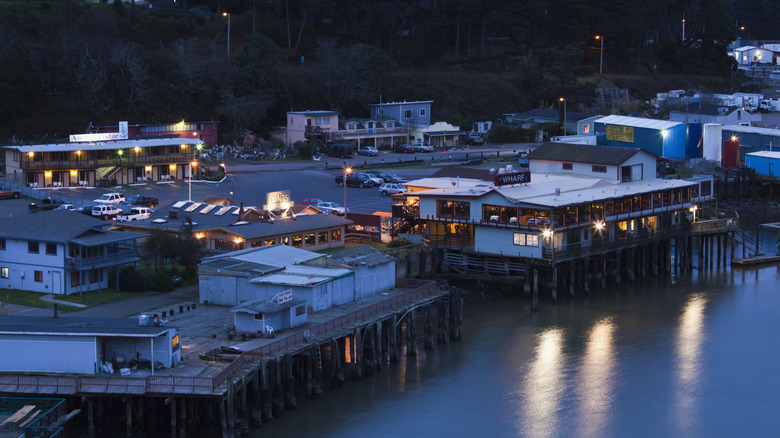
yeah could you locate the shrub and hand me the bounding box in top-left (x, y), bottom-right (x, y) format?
top-left (150, 271), bottom-right (175, 292)
top-left (119, 267), bottom-right (149, 292)
top-left (388, 238), bottom-right (412, 248)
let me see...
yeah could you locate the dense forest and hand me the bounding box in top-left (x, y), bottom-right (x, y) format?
top-left (0, 0), bottom-right (760, 144)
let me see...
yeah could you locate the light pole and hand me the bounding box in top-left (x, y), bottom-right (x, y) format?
top-left (543, 228), bottom-right (555, 263)
top-left (343, 163), bottom-right (351, 215)
top-left (690, 205), bottom-right (697, 223)
top-left (559, 97), bottom-right (566, 133)
top-left (596, 35), bottom-right (604, 76)
top-left (189, 161), bottom-right (197, 202)
top-left (223, 12), bottom-right (231, 60)
top-left (682, 17), bottom-right (686, 42)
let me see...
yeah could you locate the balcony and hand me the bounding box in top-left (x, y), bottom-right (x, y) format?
top-left (65, 249), bottom-right (139, 271)
top-left (336, 126), bottom-right (408, 139)
top-left (21, 153), bottom-right (192, 171)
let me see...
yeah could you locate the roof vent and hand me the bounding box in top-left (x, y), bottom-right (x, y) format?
top-left (168, 210), bottom-right (180, 219)
top-left (555, 188), bottom-right (561, 196)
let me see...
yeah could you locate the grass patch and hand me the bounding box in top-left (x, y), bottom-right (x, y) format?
top-left (0, 289), bottom-right (156, 313)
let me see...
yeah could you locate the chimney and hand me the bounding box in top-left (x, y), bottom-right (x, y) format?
top-left (239, 202), bottom-right (246, 221)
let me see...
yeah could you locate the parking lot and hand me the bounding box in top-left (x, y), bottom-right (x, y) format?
top-left (1, 143), bottom-right (532, 219)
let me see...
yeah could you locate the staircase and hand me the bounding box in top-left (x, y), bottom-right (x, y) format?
top-left (733, 230), bottom-right (775, 256)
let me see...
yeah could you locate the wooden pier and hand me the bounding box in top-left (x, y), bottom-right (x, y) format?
top-left (0, 278), bottom-right (463, 437)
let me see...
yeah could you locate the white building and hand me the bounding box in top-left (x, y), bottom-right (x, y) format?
top-left (0, 211), bottom-right (145, 295)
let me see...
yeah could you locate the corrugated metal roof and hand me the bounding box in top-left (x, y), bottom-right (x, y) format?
top-left (722, 125), bottom-right (780, 136)
top-left (231, 245), bottom-right (324, 266)
top-left (250, 265), bottom-right (353, 287)
top-left (746, 150), bottom-right (780, 158)
top-left (330, 245), bottom-right (396, 267)
top-left (595, 115), bottom-right (683, 130)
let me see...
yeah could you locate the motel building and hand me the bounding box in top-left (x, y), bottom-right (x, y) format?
top-left (400, 143), bottom-right (736, 302)
top-left (2, 122), bottom-right (206, 188)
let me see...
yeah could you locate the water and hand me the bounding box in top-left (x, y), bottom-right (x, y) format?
top-left (253, 266), bottom-right (780, 438)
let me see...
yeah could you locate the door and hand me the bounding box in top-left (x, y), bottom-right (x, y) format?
top-left (52, 271), bottom-right (61, 294)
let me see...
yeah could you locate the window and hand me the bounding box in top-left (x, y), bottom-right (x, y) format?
top-left (34, 271), bottom-right (43, 282)
top-left (264, 239), bottom-right (276, 246)
top-left (71, 272), bottom-right (81, 287)
top-left (583, 124), bottom-right (590, 134)
top-left (292, 235), bottom-right (303, 247)
top-left (28, 241), bottom-right (39, 253)
top-left (420, 108), bottom-right (427, 116)
top-left (331, 229), bottom-right (342, 242)
top-left (0, 238), bottom-right (5, 250)
top-left (251, 241), bottom-right (263, 248)
top-left (46, 243), bottom-right (57, 255)
top-left (513, 233), bottom-right (539, 247)
top-left (313, 117), bottom-right (330, 126)
top-left (562, 163), bottom-right (573, 170)
top-left (592, 165), bottom-right (607, 173)
top-left (295, 305), bottom-right (305, 316)
top-left (437, 200), bottom-right (470, 219)
top-left (1, 267), bottom-right (8, 279)
top-left (305, 233), bottom-right (316, 246)
top-left (318, 231), bottom-right (329, 243)
top-left (171, 334), bottom-right (180, 351)
top-left (404, 109), bottom-right (412, 119)
top-left (482, 204), bottom-right (518, 223)
top-left (282, 236), bottom-right (290, 245)
top-left (254, 313), bottom-right (264, 320)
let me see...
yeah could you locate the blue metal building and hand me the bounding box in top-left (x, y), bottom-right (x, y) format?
top-left (745, 151), bottom-right (780, 177)
top-left (594, 115), bottom-right (687, 159)
top-left (721, 125), bottom-right (780, 161)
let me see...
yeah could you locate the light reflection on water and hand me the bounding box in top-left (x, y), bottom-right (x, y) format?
top-left (252, 266), bottom-right (780, 438)
top-left (520, 328), bottom-right (566, 438)
top-left (576, 317), bottom-right (616, 438)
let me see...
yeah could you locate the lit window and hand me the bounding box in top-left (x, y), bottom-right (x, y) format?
top-left (0, 267), bottom-right (8, 279)
top-left (34, 271), bottom-right (43, 282)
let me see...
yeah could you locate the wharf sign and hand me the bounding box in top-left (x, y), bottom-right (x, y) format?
top-left (494, 171), bottom-right (531, 186)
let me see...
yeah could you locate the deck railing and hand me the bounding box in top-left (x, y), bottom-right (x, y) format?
top-left (0, 279), bottom-right (444, 397)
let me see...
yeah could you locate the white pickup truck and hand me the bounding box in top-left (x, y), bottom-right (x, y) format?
top-left (116, 206), bottom-right (153, 222)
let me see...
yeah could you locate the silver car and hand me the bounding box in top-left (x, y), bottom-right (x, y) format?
top-left (379, 183), bottom-right (407, 196)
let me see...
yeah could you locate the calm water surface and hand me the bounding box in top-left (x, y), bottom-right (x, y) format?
top-left (254, 266), bottom-right (780, 438)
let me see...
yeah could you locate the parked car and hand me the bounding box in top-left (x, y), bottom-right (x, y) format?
top-left (363, 171), bottom-right (396, 183)
top-left (379, 183), bottom-right (407, 196)
top-left (358, 172), bottom-right (384, 186)
top-left (29, 198), bottom-right (65, 211)
top-left (357, 146), bottom-right (378, 156)
top-left (464, 132), bottom-right (483, 145)
top-left (123, 195), bottom-right (159, 207)
top-left (316, 201), bottom-right (347, 215)
top-left (54, 204), bottom-right (78, 212)
top-left (412, 142), bottom-right (434, 152)
top-left (93, 192), bottom-right (125, 204)
top-left (0, 189), bottom-right (21, 200)
top-left (301, 198), bottom-right (324, 206)
top-left (335, 173), bottom-right (375, 188)
top-left (116, 206), bottom-right (154, 222)
top-left (92, 204), bottom-right (122, 219)
top-left (327, 143), bottom-right (354, 158)
top-left (386, 173), bottom-right (409, 183)
top-left (393, 144), bottom-right (415, 153)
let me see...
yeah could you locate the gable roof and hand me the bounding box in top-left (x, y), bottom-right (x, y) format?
top-left (329, 245), bottom-right (395, 267)
top-left (594, 115), bottom-right (683, 130)
top-left (526, 142), bottom-right (655, 165)
top-left (231, 297), bottom-right (307, 315)
top-left (504, 108), bottom-right (598, 122)
top-left (0, 210), bottom-right (126, 244)
top-left (430, 167), bottom-right (494, 181)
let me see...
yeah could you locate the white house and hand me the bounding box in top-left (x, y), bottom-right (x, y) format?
top-left (284, 110), bottom-right (339, 145)
top-left (0, 316), bottom-right (181, 374)
top-left (0, 211), bottom-right (145, 295)
top-left (231, 296), bottom-right (308, 334)
top-left (527, 142), bottom-right (659, 183)
top-left (734, 46), bottom-right (774, 65)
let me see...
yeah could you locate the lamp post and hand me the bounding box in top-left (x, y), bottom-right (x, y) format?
top-left (189, 161), bottom-right (197, 202)
top-left (559, 97), bottom-right (566, 133)
top-left (682, 17), bottom-right (686, 42)
top-left (543, 228), bottom-right (555, 263)
top-left (595, 35), bottom-right (604, 76)
top-left (223, 12), bottom-right (231, 60)
top-left (343, 163), bottom-right (352, 215)
top-left (690, 205), bottom-right (697, 223)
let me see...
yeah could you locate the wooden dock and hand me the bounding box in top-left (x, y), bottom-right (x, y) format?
top-left (732, 254), bottom-right (780, 267)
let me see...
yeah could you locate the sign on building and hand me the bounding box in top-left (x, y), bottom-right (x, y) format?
top-left (494, 171), bottom-right (531, 186)
top-left (606, 124), bottom-right (635, 143)
top-left (264, 190), bottom-right (293, 211)
top-left (70, 121), bottom-right (130, 143)
top-left (277, 289), bottom-right (293, 304)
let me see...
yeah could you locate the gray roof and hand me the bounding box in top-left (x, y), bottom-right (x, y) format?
top-left (526, 142), bottom-right (654, 165)
top-left (231, 297), bottom-right (307, 314)
top-left (431, 167), bottom-right (494, 181)
top-left (672, 102), bottom-right (739, 116)
top-left (0, 210), bottom-right (136, 244)
top-left (329, 245), bottom-right (396, 268)
top-left (124, 200), bottom-right (351, 239)
top-left (504, 108), bottom-right (598, 122)
top-left (0, 316), bottom-right (172, 337)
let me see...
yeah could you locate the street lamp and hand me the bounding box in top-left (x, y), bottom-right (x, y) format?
top-left (343, 163), bottom-right (352, 215)
top-left (559, 97), bottom-right (566, 133)
top-left (682, 17), bottom-right (686, 42)
top-left (543, 228), bottom-right (555, 263)
top-left (223, 12), bottom-right (231, 60)
top-left (189, 161), bottom-right (197, 202)
top-left (595, 35), bottom-right (604, 76)
top-left (689, 205), bottom-right (697, 223)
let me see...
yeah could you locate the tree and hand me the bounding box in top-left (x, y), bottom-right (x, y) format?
top-left (144, 228), bottom-right (177, 272)
top-left (178, 216), bottom-right (202, 278)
